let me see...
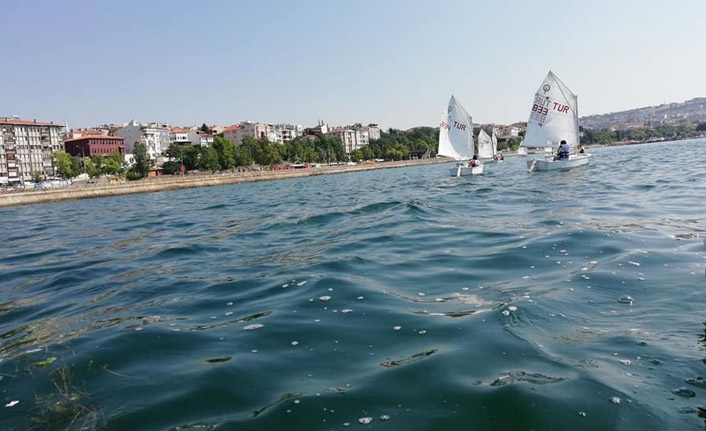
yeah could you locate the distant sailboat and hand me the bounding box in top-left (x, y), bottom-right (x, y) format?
top-left (522, 71), bottom-right (591, 172)
top-left (477, 129), bottom-right (494, 161)
top-left (438, 95), bottom-right (483, 176)
top-left (491, 128), bottom-right (501, 161)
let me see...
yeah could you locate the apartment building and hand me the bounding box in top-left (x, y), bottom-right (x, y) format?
top-left (223, 122), bottom-right (303, 145)
top-left (115, 120), bottom-right (170, 158)
top-left (169, 128), bottom-right (214, 147)
top-left (329, 126), bottom-right (370, 154)
top-left (0, 118), bottom-right (63, 185)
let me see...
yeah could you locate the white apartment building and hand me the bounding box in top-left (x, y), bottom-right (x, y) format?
top-left (365, 124), bottom-right (381, 141)
top-left (223, 122), bottom-right (303, 145)
top-left (115, 120), bottom-right (171, 159)
top-left (329, 126), bottom-right (370, 154)
top-left (279, 123), bottom-right (304, 142)
top-left (0, 118), bottom-right (63, 185)
top-left (169, 128), bottom-right (213, 147)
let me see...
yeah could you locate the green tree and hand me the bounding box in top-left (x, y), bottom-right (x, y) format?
top-left (350, 149), bottom-right (363, 162)
top-left (199, 147), bottom-right (221, 172)
top-left (103, 152), bottom-right (124, 175)
top-left (84, 158), bottom-right (99, 178)
top-left (212, 136), bottom-right (236, 170)
top-left (32, 171), bottom-right (43, 184)
top-left (52, 151), bottom-right (76, 179)
top-left (129, 142), bottom-right (152, 179)
top-left (166, 144), bottom-right (199, 171)
top-left (258, 142), bottom-right (283, 166)
top-left (234, 144), bottom-right (253, 166)
top-left (162, 160), bottom-right (181, 175)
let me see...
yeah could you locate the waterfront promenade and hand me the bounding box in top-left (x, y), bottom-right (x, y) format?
top-left (0, 158), bottom-right (447, 208)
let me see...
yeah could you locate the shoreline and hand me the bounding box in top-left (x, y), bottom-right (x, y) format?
top-left (0, 158), bottom-right (448, 208)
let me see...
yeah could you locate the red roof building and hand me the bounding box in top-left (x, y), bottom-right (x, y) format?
top-left (64, 135), bottom-right (125, 157)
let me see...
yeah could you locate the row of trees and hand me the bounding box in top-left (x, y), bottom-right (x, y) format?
top-left (163, 135), bottom-right (349, 174)
top-left (51, 143), bottom-right (151, 181)
top-left (581, 123), bottom-right (705, 146)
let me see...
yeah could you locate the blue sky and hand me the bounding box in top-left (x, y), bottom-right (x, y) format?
top-left (2, 0), bottom-right (705, 130)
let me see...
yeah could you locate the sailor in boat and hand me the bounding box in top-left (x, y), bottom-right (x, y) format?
top-left (578, 145), bottom-right (585, 154)
top-left (495, 152), bottom-right (504, 161)
top-left (469, 154), bottom-right (481, 168)
top-left (554, 140), bottom-right (570, 161)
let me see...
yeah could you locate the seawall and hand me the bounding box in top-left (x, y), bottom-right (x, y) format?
top-left (0, 158), bottom-right (447, 208)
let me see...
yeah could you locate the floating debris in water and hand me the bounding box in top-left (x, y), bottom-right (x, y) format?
top-left (224, 311), bottom-right (233, 316)
top-left (619, 359), bottom-right (632, 366)
top-left (341, 309), bottom-right (353, 313)
top-left (490, 371), bottom-right (567, 387)
top-left (205, 356), bottom-right (232, 363)
top-left (462, 287), bottom-right (469, 291)
top-left (34, 357), bottom-right (56, 367)
top-left (297, 281), bottom-right (307, 286)
top-left (343, 422), bottom-right (350, 427)
top-left (291, 341), bottom-right (299, 346)
top-left (672, 388), bottom-right (696, 397)
top-left (611, 396), bottom-right (621, 404)
top-left (4, 400), bottom-right (19, 407)
top-left (380, 415), bottom-right (390, 421)
top-left (578, 411), bottom-right (587, 417)
top-left (282, 284), bottom-right (289, 288)
top-left (357, 296), bottom-right (364, 300)
top-left (618, 295), bottom-right (633, 305)
top-left (319, 296), bottom-right (331, 301)
top-left (293, 399), bottom-right (300, 404)
top-left (418, 330), bottom-right (427, 335)
top-left (628, 261), bottom-right (641, 267)
top-left (501, 310), bottom-right (510, 316)
top-left (243, 324), bottom-right (264, 330)
top-left (381, 349), bottom-right (438, 368)
top-left (227, 302), bottom-right (233, 306)
top-left (417, 292), bottom-right (426, 297)
top-left (358, 417), bottom-right (373, 425)
top-left (508, 306), bottom-right (517, 312)
top-left (393, 326), bottom-right (402, 331)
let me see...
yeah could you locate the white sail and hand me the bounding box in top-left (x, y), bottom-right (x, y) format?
top-left (491, 128), bottom-right (498, 156)
top-left (477, 129), bottom-right (493, 159)
top-left (521, 71), bottom-right (579, 151)
top-left (438, 95), bottom-right (474, 160)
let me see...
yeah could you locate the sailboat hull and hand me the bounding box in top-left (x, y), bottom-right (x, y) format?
top-left (451, 163), bottom-right (484, 177)
top-left (527, 154), bottom-right (591, 171)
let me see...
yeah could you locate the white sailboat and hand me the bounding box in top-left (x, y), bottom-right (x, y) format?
top-left (491, 129), bottom-right (503, 162)
top-left (522, 71), bottom-right (591, 172)
top-left (438, 95), bottom-right (483, 176)
top-left (477, 129), bottom-right (494, 162)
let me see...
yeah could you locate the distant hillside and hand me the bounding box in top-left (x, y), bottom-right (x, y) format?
top-left (580, 97), bottom-right (706, 129)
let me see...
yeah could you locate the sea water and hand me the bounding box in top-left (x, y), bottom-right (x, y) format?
top-left (1, 139), bottom-right (705, 430)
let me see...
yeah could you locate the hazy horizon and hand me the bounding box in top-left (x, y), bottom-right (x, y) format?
top-left (3, 0), bottom-right (705, 130)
